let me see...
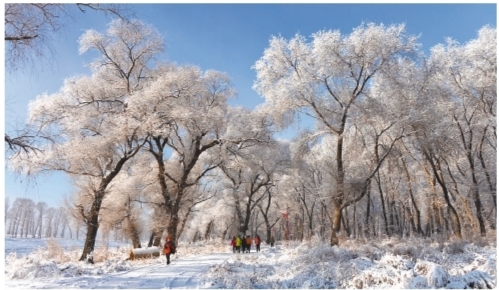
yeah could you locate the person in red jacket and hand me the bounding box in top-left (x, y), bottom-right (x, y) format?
top-left (254, 235), bottom-right (261, 252)
top-left (163, 236), bottom-right (176, 265)
top-left (231, 236), bottom-right (237, 253)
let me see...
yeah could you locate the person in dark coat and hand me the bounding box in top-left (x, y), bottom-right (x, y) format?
top-left (241, 235), bottom-right (247, 253)
top-left (254, 235), bottom-right (261, 252)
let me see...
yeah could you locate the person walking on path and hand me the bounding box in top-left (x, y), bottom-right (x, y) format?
top-left (254, 235), bottom-right (261, 252)
top-left (270, 236), bottom-right (275, 247)
top-left (241, 235), bottom-right (246, 253)
top-left (231, 236), bottom-right (237, 253)
top-left (245, 235), bottom-right (252, 253)
top-left (235, 235), bottom-right (242, 253)
top-left (163, 235), bottom-right (176, 265)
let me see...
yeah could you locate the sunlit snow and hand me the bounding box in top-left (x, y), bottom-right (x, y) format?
top-left (5, 235), bottom-right (496, 289)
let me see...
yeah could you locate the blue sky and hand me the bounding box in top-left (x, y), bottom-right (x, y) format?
top-left (4, 3), bottom-right (496, 208)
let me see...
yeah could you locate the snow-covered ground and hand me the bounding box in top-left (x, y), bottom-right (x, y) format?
top-left (4, 235), bottom-right (497, 288)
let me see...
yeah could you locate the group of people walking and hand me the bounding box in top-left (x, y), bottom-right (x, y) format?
top-left (162, 233), bottom-right (277, 266)
top-left (231, 235), bottom-right (264, 253)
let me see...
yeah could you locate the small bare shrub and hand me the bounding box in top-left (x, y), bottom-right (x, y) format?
top-left (473, 235), bottom-right (493, 248)
top-left (380, 253), bottom-right (415, 271)
top-left (92, 247), bottom-right (110, 263)
top-left (340, 238), bottom-right (361, 248)
top-left (414, 260), bottom-right (432, 276)
top-left (350, 268), bottom-right (399, 289)
top-left (443, 240), bottom-right (468, 255)
top-left (414, 260), bottom-right (450, 287)
top-left (355, 243), bottom-right (384, 261)
top-left (45, 238), bottom-right (71, 263)
top-left (392, 243), bottom-right (421, 258)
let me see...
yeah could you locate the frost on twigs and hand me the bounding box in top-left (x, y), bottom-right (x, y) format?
top-left (45, 238), bottom-right (72, 263)
top-left (5, 237), bottom-right (497, 288)
top-left (380, 252), bottom-right (415, 271)
top-left (350, 267), bottom-right (401, 289)
top-left (414, 261), bottom-right (450, 287)
top-left (5, 239), bottom-right (134, 280)
top-left (203, 237), bottom-right (496, 289)
top-left (446, 271), bottom-right (495, 289)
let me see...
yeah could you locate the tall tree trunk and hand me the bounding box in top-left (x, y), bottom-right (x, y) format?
top-left (78, 141), bottom-right (142, 261)
top-left (478, 126), bottom-right (496, 230)
top-left (165, 185), bottom-right (185, 245)
top-left (353, 199), bottom-right (357, 238)
top-left (79, 190), bottom-right (105, 263)
top-left (330, 200), bottom-right (342, 246)
top-left (423, 150), bottom-right (462, 239)
top-left (388, 198), bottom-right (395, 235)
top-left (456, 117), bottom-right (487, 236)
top-left (298, 185), bottom-right (315, 239)
top-left (471, 181), bottom-right (486, 236)
top-left (401, 157), bottom-right (423, 235)
top-left (320, 205), bottom-right (326, 240)
top-left (148, 227), bottom-right (164, 247)
top-left (204, 220), bottom-right (214, 240)
top-left (259, 193), bottom-right (279, 244)
top-left (127, 217), bottom-right (142, 249)
top-left (331, 134), bottom-right (345, 246)
top-left (478, 126), bottom-right (496, 207)
top-left (422, 162), bottom-right (442, 236)
top-left (342, 206), bottom-right (351, 237)
top-left (177, 206), bottom-right (196, 243)
top-left (221, 222), bottom-right (229, 241)
top-left (376, 173), bottom-right (390, 235)
top-left (394, 200), bottom-right (402, 236)
top-left (167, 215), bottom-right (180, 245)
top-left (447, 163), bottom-right (477, 237)
top-left (364, 187), bottom-right (372, 238)
top-left (432, 195), bottom-right (442, 235)
top-left (192, 231), bottom-right (199, 243)
top-left (442, 207), bottom-right (450, 239)
top-left (404, 204), bottom-right (416, 237)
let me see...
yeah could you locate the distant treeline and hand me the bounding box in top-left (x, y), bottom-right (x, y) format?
top-left (5, 197), bottom-right (131, 241)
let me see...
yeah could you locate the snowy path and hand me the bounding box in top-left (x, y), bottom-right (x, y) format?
top-left (5, 253), bottom-right (231, 289)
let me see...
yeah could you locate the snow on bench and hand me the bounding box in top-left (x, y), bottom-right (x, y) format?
top-left (129, 247), bottom-right (161, 260)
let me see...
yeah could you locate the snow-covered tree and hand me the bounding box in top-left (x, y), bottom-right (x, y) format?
top-left (5, 4), bottom-right (132, 154)
top-left (98, 158), bottom-right (152, 248)
top-left (428, 26), bottom-right (497, 236)
top-left (5, 4), bottom-right (130, 71)
top-left (32, 202), bottom-right (47, 238)
top-left (253, 22), bottom-right (419, 246)
top-left (7, 198), bottom-right (35, 238)
top-left (134, 63), bottom-right (236, 245)
top-left (368, 25), bottom-right (497, 239)
top-left (220, 138), bottom-right (290, 236)
top-left (9, 19), bottom-right (162, 262)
